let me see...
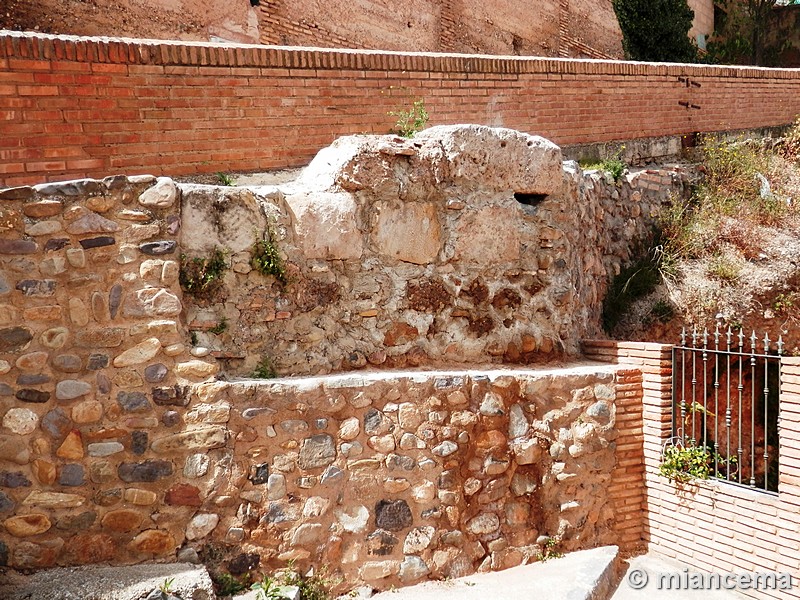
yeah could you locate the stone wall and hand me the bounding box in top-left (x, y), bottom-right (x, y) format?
top-left (181, 126), bottom-right (692, 378)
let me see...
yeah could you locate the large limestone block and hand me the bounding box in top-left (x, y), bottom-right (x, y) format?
top-left (415, 125), bottom-right (564, 195)
top-left (373, 202), bottom-right (441, 264)
top-left (179, 185), bottom-right (268, 254)
top-left (285, 191), bottom-right (363, 260)
top-left (454, 205), bottom-right (521, 264)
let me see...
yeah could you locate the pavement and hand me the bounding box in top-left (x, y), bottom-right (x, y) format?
top-left (612, 554), bottom-right (748, 599)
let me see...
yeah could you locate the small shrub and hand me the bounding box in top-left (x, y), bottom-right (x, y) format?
top-left (579, 145), bottom-right (626, 183)
top-left (180, 247), bottom-right (228, 298)
top-left (251, 575), bottom-right (285, 600)
top-left (773, 292), bottom-right (799, 316)
top-left (389, 99), bottom-right (429, 138)
top-left (252, 356), bottom-right (277, 379)
top-left (536, 537), bottom-right (564, 562)
top-left (602, 243), bottom-right (664, 332)
top-left (251, 230), bottom-right (288, 286)
top-left (213, 573), bottom-right (249, 596)
top-left (660, 439), bottom-right (737, 484)
top-left (706, 254), bottom-right (741, 282)
top-left (284, 567), bottom-right (337, 600)
top-left (216, 172), bottom-right (235, 186)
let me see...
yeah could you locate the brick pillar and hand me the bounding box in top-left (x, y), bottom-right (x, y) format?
top-left (779, 356), bottom-right (800, 501)
top-left (583, 340), bottom-right (673, 552)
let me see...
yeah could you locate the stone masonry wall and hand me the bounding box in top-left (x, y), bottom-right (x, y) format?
top-left (182, 126), bottom-right (692, 378)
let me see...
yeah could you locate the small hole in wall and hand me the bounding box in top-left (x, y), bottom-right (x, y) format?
top-left (500, 141), bottom-right (507, 148)
top-left (514, 192), bottom-right (547, 207)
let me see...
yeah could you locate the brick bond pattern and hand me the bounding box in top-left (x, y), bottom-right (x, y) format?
top-left (584, 340), bottom-right (800, 600)
top-left (1, 31), bottom-right (800, 186)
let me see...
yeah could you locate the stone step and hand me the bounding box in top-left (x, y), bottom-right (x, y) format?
top-left (369, 545), bottom-right (620, 600)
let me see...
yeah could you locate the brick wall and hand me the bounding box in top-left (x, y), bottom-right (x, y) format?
top-left (1, 31), bottom-right (800, 187)
top-left (585, 340), bottom-right (800, 600)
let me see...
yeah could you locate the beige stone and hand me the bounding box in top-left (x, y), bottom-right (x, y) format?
top-left (31, 460), bottom-right (56, 485)
top-left (68, 298), bottom-right (90, 326)
top-left (22, 491), bottom-right (85, 508)
top-left (56, 430), bottom-right (84, 460)
top-left (285, 191), bottom-right (363, 260)
top-left (122, 288), bottom-right (181, 318)
top-left (3, 408), bottom-right (38, 435)
top-left (173, 360), bottom-right (219, 379)
top-left (129, 529), bottom-right (176, 556)
top-left (15, 352), bottom-right (48, 372)
top-left (41, 327), bottom-right (69, 349)
top-left (455, 205), bottom-right (521, 264)
top-left (124, 488), bottom-right (158, 505)
top-left (139, 177), bottom-right (178, 207)
top-left (373, 202), bottom-right (441, 264)
top-left (113, 369), bottom-right (144, 388)
top-left (4, 514), bottom-right (52, 537)
top-left (72, 400), bottom-right (104, 423)
top-left (150, 426), bottom-right (227, 453)
top-left (113, 338), bottom-right (161, 367)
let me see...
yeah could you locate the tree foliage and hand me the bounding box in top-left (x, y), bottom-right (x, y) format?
top-left (612, 0), bottom-right (698, 63)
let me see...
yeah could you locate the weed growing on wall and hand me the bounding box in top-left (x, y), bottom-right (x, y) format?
top-left (251, 227), bottom-right (288, 286)
top-left (389, 99), bottom-right (429, 138)
top-left (179, 247), bottom-right (228, 299)
top-left (252, 356), bottom-right (277, 379)
top-left (216, 172), bottom-right (235, 186)
top-left (536, 537), bottom-right (564, 562)
top-left (579, 145), bottom-right (627, 183)
top-left (602, 241), bottom-right (665, 332)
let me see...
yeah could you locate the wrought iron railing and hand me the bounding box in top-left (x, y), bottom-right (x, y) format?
top-left (671, 326), bottom-right (781, 493)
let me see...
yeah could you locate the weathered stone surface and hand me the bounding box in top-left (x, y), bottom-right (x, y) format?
top-left (117, 391), bottom-right (151, 413)
top-left (152, 386), bottom-right (189, 406)
top-left (113, 337), bottom-right (161, 367)
top-left (0, 326), bottom-right (33, 351)
top-left (151, 426), bottom-right (226, 453)
top-left (102, 509), bottom-right (143, 532)
top-left (290, 522), bottom-right (324, 546)
top-left (22, 491), bottom-right (85, 508)
top-left (165, 483), bottom-right (202, 506)
top-left (0, 239), bottom-right (38, 254)
top-left (186, 513), bottom-right (219, 540)
top-left (336, 505), bottom-right (369, 533)
top-left (131, 431), bottom-right (148, 455)
top-left (374, 202), bottom-right (441, 265)
top-left (299, 434), bottom-right (336, 469)
top-left (75, 328), bottom-right (125, 348)
top-left (41, 327), bottom-right (69, 349)
top-left (59, 463), bottom-right (85, 486)
top-left (144, 363), bottom-right (168, 383)
top-left (16, 374), bottom-right (49, 385)
top-left (0, 471), bottom-right (31, 488)
top-left (56, 380), bottom-right (93, 401)
top-left (285, 191), bottom-right (363, 260)
top-left (56, 430), bottom-right (84, 460)
top-left (139, 177), bottom-right (178, 207)
top-left (403, 526), bottom-right (435, 554)
top-left (4, 514), bottom-right (51, 537)
top-left (53, 354), bottom-right (82, 373)
top-left (55, 511), bottom-right (97, 531)
top-left (399, 555), bottom-right (431, 583)
top-left (432, 441), bottom-right (458, 457)
top-left (0, 491), bottom-right (15, 512)
top-left (124, 488), bottom-right (157, 505)
top-left (467, 513), bottom-right (500, 535)
top-left (0, 436), bottom-right (29, 465)
top-left (375, 499), bottom-right (413, 531)
top-left (184, 454), bottom-right (210, 478)
top-left (41, 408), bottom-right (71, 438)
top-left (16, 389), bottom-right (50, 404)
top-left (139, 240), bottom-right (177, 255)
top-left (2, 408), bottom-right (38, 435)
top-left (64, 533), bottom-right (116, 564)
top-left (87, 442), bottom-right (124, 457)
top-left (173, 360), bottom-right (219, 379)
top-left (359, 560), bottom-right (400, 580)
top-left (130, 529), bottom-right (176, 556)
top-left (65, 209), bottom-right (119, 235)
top-left (508, 403), bottom-right (529, 438)
top-left (118, 460), bottom-right (174, 482)
top-left (122, 288), bottom-right (181, 318)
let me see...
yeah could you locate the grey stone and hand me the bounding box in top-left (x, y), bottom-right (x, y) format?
top-left (0, 326), bottom-right (33, 351)
top-left (65, 211), bottom-right (119, 234)
top-left (152, 386), bottom-right (189, 407)
top-left (508, 403), bottom-right (529, 438)
top-left (144, 364), bottom-right (168, 383)
top-left (321, 465), bottom-right (344, 485)
top-left (0, 185), bottom-right (34, 200)
top-left (56, 380), bottom-right (93, 401)
top-left (35, 179), bottom-right (103, 196)
top-left (109, 284), bottom-right (123, 319)
top-left (432, 441), bottom-right (458, 457)
top-left (0, 384), bottom-right (12, 396)
top-left (280, 419), bottom-right (309, 434)
top-left (242, 407), bottom-right (276, 420)
top-left (0, 490), bottom-right (15, 512)
top-left (131, 431), bottom-right (148, 455)
top-left (17, 374), bottom-right (50, 385)
top-left (79, 236), bottom-right (116, 249)
top-left (41, 408), bottom-right (71, 438)
top-left (16, 279), bottom-right (56, 296)
top-left (366, 529), bottom-right (398, 556)
top-left (56, 511), bottom-right (97, 531)
top-left (139, 240), bottom-right (177, 255)
top-left (162, 411), bottom-right (181, 427)
top-left (250, 463), bottom-right (270, 485)
top-left (117, 391), bottom-right (151, 412)
top-left (267, 474), bottom-right (286, 500)
top-left (184, 454), bottom-right (210, 478)
top-left (0, 239), bottom-right (37, 254)
top-left (53, 354), bottom-right (82, 373)
top-left (480, 392), bottom-right (505, 416)
top-left (0, 540), bottom-right (6, 566)
top-left (375, 499), bottom-right (413, 531)
top-left (0, 471), bottom-right (32, 488)
top-left (59, 464), bottom-right (85, 486)
top-left (118, 460), bottom-right (173, 482)
top-left (299, 434), bottom-right (336, 469)
top-left (0, 273), bottom-right (10, 295)
top-left (87, 442), bottom-right (125, 457)
top-left (399, 555), bottom-right (430, 583)
top-left (97, 373), bottom-right (111, 394)
top-left (386, 454), bottom-right (416, 471)
top-left (587, 401), bottom-right (611, 422)
top-left (87, 353), bottom-right (109, 370)
top-left (44, 238), bottom-right (70, 251)
top-left (364, 408), bottom-right (382, 433)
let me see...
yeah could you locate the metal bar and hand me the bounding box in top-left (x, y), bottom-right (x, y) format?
top-left (726, 327), bottom-right (732, 482)
top-left (714, 326), bottom-right (720, 478)
top-left (763, 333), bottom-right (770, 491)
top-left (671, 346), bottom-right (678, 440)
top-left (750, 331), bottom-right (757, 488)
top-left (702, 329), bottom-right (709, 452)
top-left (680, 328), bottom-right (687, 444)
top-left (737, 329), bottom-right (744, 484)
top-left (692, 328), bottom-right (698, 443)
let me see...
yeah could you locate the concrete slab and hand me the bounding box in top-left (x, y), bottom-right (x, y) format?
top-left (370, 546), bottom-right (619, 600)
top-left (0, 562), bottom-right (215, 600)
top-left (612, 555), bottom-right (747, 599)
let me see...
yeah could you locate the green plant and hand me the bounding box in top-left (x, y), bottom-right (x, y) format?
top-left (216, 172), bottom-right (235, 186)
top-left (213, 572), bottom-right (249, 596)
top-left (602, 242), bottom-right (664, 332)
top-left (660, 441), bottom-right (713, 482)
top-left (536, 537), bottom-right (564, 562)
top-left (706, 254), bottom-right (741, 282)
top-left (252, 356), bottom-right (277, 379)
top-left (579, 145), bottom-right (627, 183)
top-left (650, 299), bottom-right (674, 323)
top-left (209, 317), bottom-right (228, 335)
top-left (251, 229), bottom-right (288, 286)
top-left (612, 0), bottom-right (698, 63)
top-left (251, 575), bottom-right (285, 600)
top-left (159, 578), bottom-right (175, 594)
top-left (389, 99), bottom-right (429, 138)
top-left (283, 567), bottom-right (337, 600)
top-left (180, 247), bottom-right (228, 299)
top-left (773, 292), bottom-right (799, 315)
